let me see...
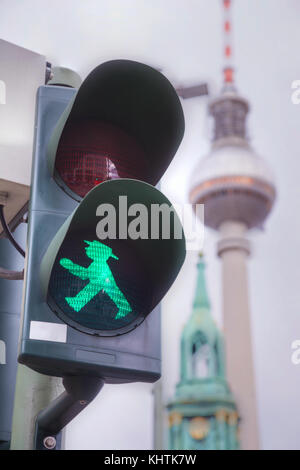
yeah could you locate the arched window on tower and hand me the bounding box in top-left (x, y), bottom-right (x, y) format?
top-left (214, 334), bottom-right (225, 378)
top-left (191, 333), bottom-right (215, 379)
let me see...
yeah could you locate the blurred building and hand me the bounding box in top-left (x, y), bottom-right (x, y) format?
top-left (167, 255), bottom-right (239, 450)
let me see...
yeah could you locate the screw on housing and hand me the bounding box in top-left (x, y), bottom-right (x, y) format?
top-left (43, 436), bottom-right (56, 450)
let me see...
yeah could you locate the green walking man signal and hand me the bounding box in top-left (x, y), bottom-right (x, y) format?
top-left (59, 240), bottom-right (132, 319)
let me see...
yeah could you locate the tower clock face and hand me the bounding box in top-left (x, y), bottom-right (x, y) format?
top-left (189, 417), bottom-right (210, 441)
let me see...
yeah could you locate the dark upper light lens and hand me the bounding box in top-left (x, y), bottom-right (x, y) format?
top-left (55, 120), bottom-right (149, 198)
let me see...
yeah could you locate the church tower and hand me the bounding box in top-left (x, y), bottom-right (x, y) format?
top-left (167, 255), bottom-right (239, 450)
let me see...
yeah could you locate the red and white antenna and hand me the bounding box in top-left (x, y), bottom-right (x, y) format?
top-left (222, 0), bottom-right (235, 87)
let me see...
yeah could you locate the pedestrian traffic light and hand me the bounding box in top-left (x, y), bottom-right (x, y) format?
top-left (18, 60), bottom-right (185, 384)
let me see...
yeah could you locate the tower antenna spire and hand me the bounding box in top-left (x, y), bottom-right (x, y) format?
top-left (222, 0), bottom-right (235, 88)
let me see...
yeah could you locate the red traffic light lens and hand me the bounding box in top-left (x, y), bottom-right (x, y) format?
top-left (55, 120), bottom-right (149, 199)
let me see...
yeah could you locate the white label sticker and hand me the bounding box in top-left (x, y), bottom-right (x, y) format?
top-left (0, 80), bottom-right (6, 104)
top-left (29, 321), bottom-right (67, 343)
top-left (0, 340), bottom-right (6, 364)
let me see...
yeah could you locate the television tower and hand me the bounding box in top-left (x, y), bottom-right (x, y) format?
top-left (189, 0), bottom-right (276, 449)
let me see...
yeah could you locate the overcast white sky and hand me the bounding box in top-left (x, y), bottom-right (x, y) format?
top-left (1, 0), bottom-right (300, 450)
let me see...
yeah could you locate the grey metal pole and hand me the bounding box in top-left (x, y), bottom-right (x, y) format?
top-left (152, 379), bottom-right (165, 450)
top-left (0, 223), bottom-right (26, 447)
top-left (10, 366), bottom-right (64, 450)
top-left (4, 223), bottom-right (64, 450)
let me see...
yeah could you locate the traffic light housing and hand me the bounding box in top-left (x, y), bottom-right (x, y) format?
top-left (18, 60), bottom-right (185, 383)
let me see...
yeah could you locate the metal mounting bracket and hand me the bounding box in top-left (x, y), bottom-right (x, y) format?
top-left (34, 375), bottom-right (104, 450)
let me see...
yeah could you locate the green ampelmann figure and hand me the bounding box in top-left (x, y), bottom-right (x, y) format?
top-left (60, 240), bottom-right (132, 319)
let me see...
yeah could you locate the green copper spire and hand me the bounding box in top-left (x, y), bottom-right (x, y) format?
top-left (193, 253), bottom-right (210, 310)
top-left (167, 254), bottom-right (240, 450)
top-left (180, 254), bottom-right (225, 382)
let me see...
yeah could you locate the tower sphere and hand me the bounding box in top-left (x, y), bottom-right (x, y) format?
top-left (189, 93), bottom-right (276, 230)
